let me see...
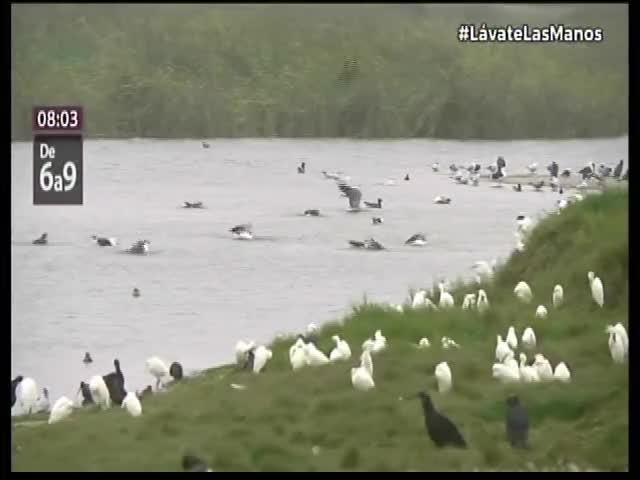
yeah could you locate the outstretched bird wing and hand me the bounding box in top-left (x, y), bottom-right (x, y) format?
top-left (337, 183), bottom-right (362, 209)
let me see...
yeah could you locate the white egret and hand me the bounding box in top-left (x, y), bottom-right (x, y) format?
top-left (506, 326), bottom-right (518, 350)
top-left (435, 362), bottom-right (452, 393)
top-left (48, 396), bottom-right (74, 425)
top-left (588, 272), bottom-right (604, 308)
top-left (514, 281), bottom-right (533, 303)
top-left (521, 327), bottom-right (537, 350)
top-left (146, 356), bottom-right (171, 389)
top-left (535, 305), bottom-right (548, 319)
top-left (552, 284), bottom-right (564, 308)
top-left (252, 345), bottom-right (273, 374)
top-left (477, 289), bottom-right (490, 313)
top-left (121, 392), bottom-right (142, 417)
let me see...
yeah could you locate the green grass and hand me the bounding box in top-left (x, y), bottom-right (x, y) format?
top-left (14, 189), bottom-right (628, 472)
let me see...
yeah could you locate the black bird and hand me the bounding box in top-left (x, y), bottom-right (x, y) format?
top-left (560, 168), bottom-right (571, 178)
top-left (298, 333), bottom-right (318, 347)
top-left (183, 201), bottom-right (204, 209)
top-left (127, 240), bottom-right (150, 254)
top-left (491, 167), bottom-right (505, 182)
top-left (613, 160), bottom-right (624, 179)
top-left (11, 376), bottom-right (24, 408)
top-left (496, 156), bottom-right (506, 169)
top-left (547, 161), bottom-right (559, 178)
top-left (513, 183), bottom-right (522, 192)
top-left (404, 174), bottom-right (410, 181)
top-left (182, 454), bottom-right (212, 472)
top-left (297, 162), bottom-right (306, 174)
top-left (243, 347), bottom-right (256, 371)
top-left (132, 288), bottom-right (141, 298)
top-left (372, 217), bottom-right (383, 225)
top-left (78, 381), bottom-right (94, 406)
top-left (559, 186), bottom-right (564, 194)
top-left (103, 359), bottom-right (127, 406)
top-left (137, 385), bottom-right (153, 399)
top-left (417, 391), bottom-right (467, 448)
top-left (170, 362), bottom-right (184, 381)
top-left (83, 352), bottom-right (93, 364)
top-left (304, 209), bottom-right (320, 217)
top-left (577, 164), bottom-right (594, 180)
top-left (33, 233), bottom-right (48, 245)
top-left (364, 198), bottom-right (383, 209)
top-left (91, 235), bottom-right (117, 246)
top-left (449, 164), bottom-right (458, 173)
top-left (202, 142), bottom-right (210, 149)
top-left (506, 394), bottom-right (530, 449)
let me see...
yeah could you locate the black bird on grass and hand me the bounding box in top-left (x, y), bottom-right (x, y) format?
top-left (506, 394), bottom-right (530, 449)
top-left (417, 391), bottom-right (467, 448)
top-left (404, 173), bottom-right (410, 181)
top-left (182, 454), bottom-right (213, 472)
top-left (78, 381), bottom-right (94, 406)
top-left (11, 376), bottom-right (23, 408)
top-left (170, 362), bottom-right (184, 382)
top-left (304, 209), bottom-right (320, 217)
top-left (297, 162), bottom-right (306, 174)
top-left (513, 183), bottom-right (522, 192)
top-left (103, 359), bottom-right (127, 406)
top-left (613, 160), bottom-right (624, 179)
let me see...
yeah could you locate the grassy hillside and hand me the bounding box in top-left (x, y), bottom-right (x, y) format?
top-left (14, 189), bottom-right (628, 472)
top-left (11, 4), bottom-right (628, 140)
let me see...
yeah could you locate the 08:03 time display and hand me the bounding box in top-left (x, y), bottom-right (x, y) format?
top-left (36, 109), bottom-right (79, 129)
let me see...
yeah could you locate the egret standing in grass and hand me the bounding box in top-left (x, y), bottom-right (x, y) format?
top-left (48, 396), bottom-right (75, 424)
top-left (146, 357), bottom-right (171, 389)
top-left (477, 289), bottom-right (489, 313)
top-left (521, 327), bottom-right (537, 350)
top-left (553, 362), bottom-right (572, 383)
top-left (329, 335), bottom-right (352, 362)
top-left (535, 305), bottom-right (548, 319)
top-left (122, 391), bottom-right (143, 417)
top-left (506, 326), bottom-right (518, 350)
top-left (435, 362), bottom-right (453, 394)
top-left (607, 329), bottom-right (626, 364)
top-left (89, 375), bottom-right (111, 409)
top-left (514, 281), bottom-right (533, 303)
top-left (588, 271), bottom-right (604, 308)
top-left (552, 284), bottom-right (564, 308)
top-left (438, 283), bottom-right (454, 309)
top-left (16, 377), bottom-right (38, 415)
top-left (252, 345), bottom-right (273, 374)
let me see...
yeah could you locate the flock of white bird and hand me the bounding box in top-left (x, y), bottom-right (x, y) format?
top-left (13, 355), bottom-right (187, 425)
top-left (231, 262), bottom-right (626, 400)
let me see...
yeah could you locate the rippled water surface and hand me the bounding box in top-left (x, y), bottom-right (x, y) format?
top-left (11, 137), bottom-right (628, 406)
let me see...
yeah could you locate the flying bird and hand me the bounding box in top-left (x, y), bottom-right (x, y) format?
top-left (337, 182), bottom-right (363, 210)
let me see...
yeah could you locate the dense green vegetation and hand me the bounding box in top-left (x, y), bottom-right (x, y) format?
top-left (14, 189), bottom-right (628, 471)
top-left (12, 4), bottom-right (627, 140)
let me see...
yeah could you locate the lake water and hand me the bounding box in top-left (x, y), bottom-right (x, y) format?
top-left (11, 137), bottom-right (628, 408)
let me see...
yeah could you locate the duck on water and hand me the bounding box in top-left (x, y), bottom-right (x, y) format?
top-left (348, 238), bottom-right (385, 250)
top-left (91, 235), bottom-right (117, 246)
top-left (230, 224), bottom-right (253, 240)
top-left (127, 240), bottom-right (150, 254)
top-left (182, 201), bottom-right (204, 209)
top-left (33, 233), bottom-right (48, 245)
